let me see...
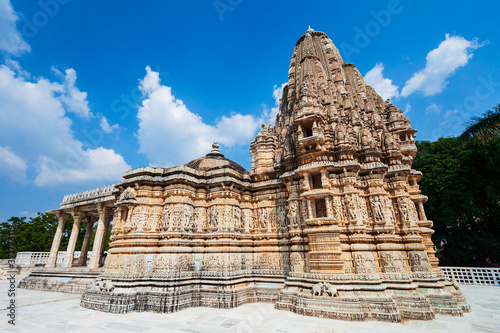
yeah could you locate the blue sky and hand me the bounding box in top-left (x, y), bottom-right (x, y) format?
top-left (1, 0), bottom-right (499, 221)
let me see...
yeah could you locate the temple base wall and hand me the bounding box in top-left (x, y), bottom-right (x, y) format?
top-left (77, 269), bottom-right (470, 322)
top-left (80, 271), bottom-right (284, 313)
top-left (18, 268), bottom-right (103, 294)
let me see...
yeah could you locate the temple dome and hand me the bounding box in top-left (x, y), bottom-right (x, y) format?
top-left (185, 141), bottom-right (247, 173)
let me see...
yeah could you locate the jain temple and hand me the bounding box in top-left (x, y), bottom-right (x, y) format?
top-left (20, 28), bottom-right (470, 322)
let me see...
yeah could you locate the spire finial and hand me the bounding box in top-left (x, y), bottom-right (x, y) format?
top-left (209, 139), bottom-right (221, 155)
top-left (307, 25), bottom-right (314, 33)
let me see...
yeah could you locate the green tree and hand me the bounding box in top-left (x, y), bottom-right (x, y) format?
top-left (0, 213), bottom-right (92, 259)
top-left (459, 104), bottom-right (500, 144)
top-left (414, 136), bottom-right (500, 266)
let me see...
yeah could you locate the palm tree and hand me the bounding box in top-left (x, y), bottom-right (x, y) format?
top-left (459, 104), bottom-right (500, 144)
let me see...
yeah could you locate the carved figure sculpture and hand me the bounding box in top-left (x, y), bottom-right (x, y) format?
top-left (99, 280), bottom-right (114, 293)
top-left (288, 202), bottom-right (299, 226)
top-left (333, 196), bottom-right (345, 221)
top-left (163, 205), bottom-right (172, 230)
top-left (346, 195), bottom-right (357, 220)
top-left (370, 196), bottom-right (385, 222)
top-left (398, 197), bottom-right (411, 222)
top-left (312, 282), bottom-right (324, 296)
top-left (323, 283), bottom-right (338, 297)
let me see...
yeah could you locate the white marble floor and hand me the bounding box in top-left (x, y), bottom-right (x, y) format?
top-left (0, 282), bottom-right (499, 332)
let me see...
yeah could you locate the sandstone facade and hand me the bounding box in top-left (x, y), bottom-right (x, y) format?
top-left (30, 28), bottom-right (470, 322)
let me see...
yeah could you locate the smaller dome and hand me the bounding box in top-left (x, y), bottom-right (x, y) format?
top-left (185, 140), bottom-right (247, 173)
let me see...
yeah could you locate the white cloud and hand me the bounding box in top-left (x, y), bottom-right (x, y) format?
top-left (4, 58), bottom-right (30, 78)
top-left (425, 102), bottom-right (442, 114)
top-left (19, 211), bottom-right (37, 218)
top-left (0, 145), bottom-right (27, 183)
top-left (35, 147), bottom-right (129, 187)
top-left (445, 109), bottom-right (459, 118)
top-left (137, 66), bottom-right (261, 167)
top-left (51, 67), bottom-right (91, 118)
top-left (99, 114), bottom-right (119, 133)
top-left (0, 64), bottom-right (130, 187)
top-left (263, 82), bottom-right (286, 125)
top-left (0, 0), bottom-right (30, 56)
top-left (403, 103), bottom-right (411, 116)
top-left (364, 63), bottom-right (399, 100)
top-left (401, 34), bottom-right (487, 97)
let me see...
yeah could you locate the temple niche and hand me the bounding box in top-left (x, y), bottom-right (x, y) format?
top-left (25, 27), bottom-right (470, 322)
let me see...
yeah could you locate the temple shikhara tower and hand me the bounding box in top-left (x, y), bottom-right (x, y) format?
top-left (21, 28), bottom-right (470, 322)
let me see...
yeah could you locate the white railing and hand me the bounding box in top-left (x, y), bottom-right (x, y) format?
top-left (441, 266), bottom-right (500, 286)
top-left (15, 251), bottom-right (92, 267)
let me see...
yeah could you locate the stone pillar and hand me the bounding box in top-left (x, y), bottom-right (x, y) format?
top-left (416, 202), bottom-right (427, 221)
top-left (303, 172), bottom-right (311, 191)
top-left (62, 213), bottom-right (82, 268)
top-left (306, 199), bottom-right (313, 219)
top-left (98, 215), bottom-right (112, 265)
top-left (46, 212), bottom-right (67, 268)
top-left (325, 196), bottom-right (332, 218)
top-left (77, 216), bottom-right (94, 266)
top-left (320, 170), bottom-right (330, 189)
top-left (88, 205), bottom-right (108, 269)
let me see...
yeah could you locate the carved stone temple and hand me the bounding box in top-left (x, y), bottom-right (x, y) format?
top-left (21, 27), bottom-right (470, 322)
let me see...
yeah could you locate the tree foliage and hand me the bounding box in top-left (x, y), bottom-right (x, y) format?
top-left (0, 213), bottom-right (104, 259)
top-left (459, 105), bottom-right (500, 144)
top-left (413, 136), bottom-right (500, 266)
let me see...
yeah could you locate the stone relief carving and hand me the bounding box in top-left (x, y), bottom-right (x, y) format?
top-left (288, 201), bottom-right (300, 227)
top-left (137, 206), bottom-right (150, 231)
top-left (233, 207), bottom-right (241, 231)
top-left (409, 251), bottom-right (432, 272)
top-left (120, 187), bottom-right (135, 201)
top-left (290, 252), bottom-right (304, 272)
top-left (398, 197), bottom-right (411, 223)
top-left (258, 208), bottom-right (268, 230)
top-left (353, 252), bottom-right (377, 274)
top-left (332, 195), bottom-right (345, 222)
top-left (358, 196), bottom-right (369, 225)
top-left (278, 205), bottom-right (287, 228)
top-left (385, 197), bottom-right (396, 223)
top-left (380, 251), bottom-right (406, 273)
top-left (181, 204), bottom-right (193, 232)
top-left (346, 194), bottom-right (358, 221)
top-left (163, 204), bottom-right (172, 231)
top-left (149, 206), bottom-right (163, 232)
top-left (131, 207), bottom-right (141, 228)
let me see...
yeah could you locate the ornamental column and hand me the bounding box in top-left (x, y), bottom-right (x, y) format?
top-left (324, 196), bottom-right (333, 218)
top-left (77, 216), bottom-right (94, 266)
top-left (88, 204), bottom-right (108, 269)
top-left (416, 202), bottom-right (427, 221)
top-left (46, 212), bottom-right (67, 268)
top-left (62, 212), bottom-right (82, 268)
top-left (98, 215), bottom-right (113, 265)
